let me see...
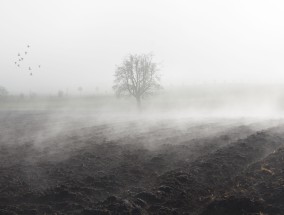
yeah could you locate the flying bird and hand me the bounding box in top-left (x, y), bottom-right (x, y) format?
top-left (38, 65), bottom-right (41, 68)
top-left (30, 73), bottom-right (32, 76)
top-left (18, 53), bottom-right (20, 56)
top-left (25, 52), bottom-right (27, 55)
top-left (29, 67), bottom-right (31, 70)
top-left (27, 45), bottom-right (30, 48)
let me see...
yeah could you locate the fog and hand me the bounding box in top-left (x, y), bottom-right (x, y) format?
top-left (3, 2), bottom-right (284, 213)
top-left (1, 0), bottom-right (284, 95)
top-left (1, 0), bottom-right (284, 166)
top-left (2, 0), bottom-right (284, 117)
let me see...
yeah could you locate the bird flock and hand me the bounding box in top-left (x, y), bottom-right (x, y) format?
top-left (14, 45), bottom-right (41, 76)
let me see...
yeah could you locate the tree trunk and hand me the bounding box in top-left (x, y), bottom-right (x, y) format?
top-left (136, 96), bottom-right (141, 109)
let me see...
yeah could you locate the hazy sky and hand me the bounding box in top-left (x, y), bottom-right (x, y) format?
top-left (1, 0), bottom-right (284, 94)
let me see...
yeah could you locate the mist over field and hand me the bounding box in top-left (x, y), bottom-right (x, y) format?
top-left (2, 1), bottom-right (284, 214)
top-left (2, 83), bottom-right (284, 118)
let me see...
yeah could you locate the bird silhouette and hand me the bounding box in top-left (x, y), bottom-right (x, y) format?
top-left (38, 65), bottom-right (41, 68)
top-left (18, 53), bottom-right (20, 56)
top-left (27, 45), bottom-right (30, 48)
top-left (17, 64), bottom-right (20, 67)
top-left (29, 67), bottom-right (31, 70)
top-left (25, 52), bottom-right (27, 55)
top-left (30, 73), bottom-right (32, 76)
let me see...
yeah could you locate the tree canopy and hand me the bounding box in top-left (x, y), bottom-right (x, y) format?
top-left (113, 53), bottom-right (161, 107)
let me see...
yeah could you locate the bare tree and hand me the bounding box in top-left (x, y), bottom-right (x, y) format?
top-left (113, 53), bottom-right (161, 107)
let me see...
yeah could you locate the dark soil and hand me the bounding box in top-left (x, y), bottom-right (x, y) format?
top-left (1, 111), bottom-right (284, 215)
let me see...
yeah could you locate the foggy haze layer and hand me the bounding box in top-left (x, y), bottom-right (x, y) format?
top-left (1, 0), bottom-right (284, 94)
top-left (1, 83), bottom-right (284, 119)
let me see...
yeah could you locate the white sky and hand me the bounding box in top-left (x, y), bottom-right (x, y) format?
top-left (1, 0), bottom-right (284, 94)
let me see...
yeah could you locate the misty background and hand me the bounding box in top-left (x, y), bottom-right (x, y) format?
top-left (1, 0), bottom-right (284, 116)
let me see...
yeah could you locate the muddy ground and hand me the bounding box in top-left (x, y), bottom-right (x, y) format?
top-left (1, 111), bottom-right (284, 215)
